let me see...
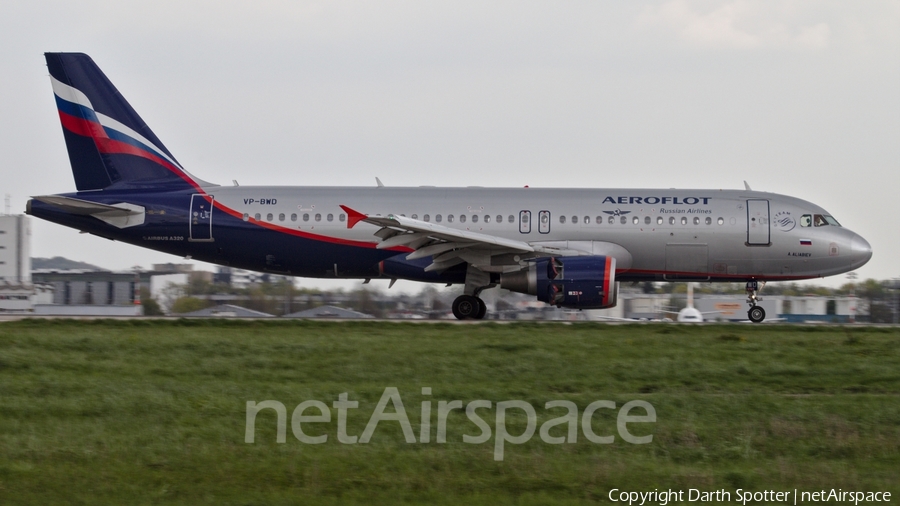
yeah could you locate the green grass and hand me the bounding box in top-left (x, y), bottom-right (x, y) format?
top-left (1, 320), bottom-right (898, 504)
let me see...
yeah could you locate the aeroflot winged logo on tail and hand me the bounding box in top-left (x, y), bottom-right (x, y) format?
top-left (45, 52), bottom-right (203, 191)
top-left (51, 77), bottom-right (186, 176)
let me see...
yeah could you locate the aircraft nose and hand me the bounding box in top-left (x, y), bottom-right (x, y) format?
top-left (849, 233), bottom-right (872, 267)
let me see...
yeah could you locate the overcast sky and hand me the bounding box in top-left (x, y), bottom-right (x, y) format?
top-left (1, 1), bottom-right (897, 291)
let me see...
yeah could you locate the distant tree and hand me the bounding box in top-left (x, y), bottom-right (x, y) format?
top-left (349, 287), bottom-right (381, 317)
top-left (139, 288), bottom-right (164, 316)
top-left (170, 297), bottom-right (213, 314)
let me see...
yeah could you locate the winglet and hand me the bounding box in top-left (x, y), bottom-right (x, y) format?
top-left (340, 205), bottom-right (367, 229)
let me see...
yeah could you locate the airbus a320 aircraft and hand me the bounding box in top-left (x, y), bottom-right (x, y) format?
top-left (27, 53), bottom-right (873, 321)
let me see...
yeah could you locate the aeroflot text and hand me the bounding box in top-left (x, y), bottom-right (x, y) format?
top-left (601, 196), bottom-right (711, 205)
top-left (244, 388), bottom-right (656, 461)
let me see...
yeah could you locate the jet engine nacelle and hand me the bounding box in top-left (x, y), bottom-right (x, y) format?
top-left (500, 256), bottom-right (618, 309)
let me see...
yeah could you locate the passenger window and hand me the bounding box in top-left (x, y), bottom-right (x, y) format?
top-left (800, 215), bottom-right (811, 227)
top-left (290, 213), bottom-right (297, 222)
top-left (560, 215), bottom-right (566, 224)
top-left (279, 213), bottom-right (285, 221)
top-left (705, 217), bottom-right (712, 225)
top-left (254, 213), bottom-right (261, 221)
top-left (303, 213), bottom-right (309, 222)
top-left (572, 216), bottom-right (578, 224)
top-left (411, 214), bottom-right (418, 220)
top-left (609, 216), bottom-right (614, 224)
top-left (267, 213), bottom-right (274, 221)
top-left (644, 216), bottom-right (651, 225)
top-left (496, 215), bottom-right (502, 223)
top-left (693, 217), bottom-right (700, 225)
top-left (484, 215), bottom-right (491, 223)
top-left (632, 216), bottom-right (639, 225)
top-left (596, 216), bottom-right (603, 225)
top-left (242, 213), bottom-right (249, 222)
top-left (669, 217), bottom-right (675, 225)
top-left (435, 214), bottom-right (442, 223)
top-left (584, 216), bottom-right (589, 224)
top-left (315, 214), bottom-right (321, 222)
top-left (448, 215), bottom-right (454, 223)
top-left (681, 217), bottom-right (687, 225)
top-left (508, 215), bottom-right (515, 223)
top-left (717, 217), bottom-right (724, 225)
top-left (472, 215), bottom-right (478, 223)
top-left (657, 216), bottom-right (663, 225)
top-left (620, 216), bottom-right (627, 224)
top-left (339, 214), bottom-right (346, 222)
top-left (460, 215), bottom-right (466, 223)
top-left (327, 214), bottom-right (334, 222)
top-left (423, 214), bottom-right (430, 222)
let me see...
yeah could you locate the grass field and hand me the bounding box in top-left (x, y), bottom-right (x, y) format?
top-left (1, 319), bottom-right (898, 505)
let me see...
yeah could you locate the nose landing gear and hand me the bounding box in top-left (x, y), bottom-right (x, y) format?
top-left (746, 279), bottom-right (767, 323)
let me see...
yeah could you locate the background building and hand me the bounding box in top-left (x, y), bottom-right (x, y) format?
top-left (0, 214), bottom-right (31, 285)
top-left (0, 214), bottom-right (38, 313)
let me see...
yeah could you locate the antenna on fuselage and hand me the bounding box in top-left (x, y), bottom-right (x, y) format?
top-left (743, 181), bottom-right (752, 191)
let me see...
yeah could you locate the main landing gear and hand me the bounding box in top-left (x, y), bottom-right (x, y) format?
top-left (452, 295), bottom-right (487, 320)
top-left (746, 279), bottom-right (767, 323)
top-left (452, 265), bottom-right (494, 320)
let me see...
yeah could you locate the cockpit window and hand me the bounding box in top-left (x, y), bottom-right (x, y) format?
top-left (813, 214), bottom-right (841, 227)
top-left (805, 214), bottom-right (841, 227)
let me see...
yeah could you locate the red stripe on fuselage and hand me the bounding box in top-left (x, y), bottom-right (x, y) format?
top-left (210, 199), bottom-right (412, 251)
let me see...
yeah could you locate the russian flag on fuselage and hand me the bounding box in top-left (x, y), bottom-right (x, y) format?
top-left (45, 53), bottom-right (200, 191)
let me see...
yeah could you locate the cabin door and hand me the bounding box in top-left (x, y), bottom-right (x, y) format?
top-left (189, 194), bottom-right (214, 242)
top-left (746, 199), bottom-right (770, 246)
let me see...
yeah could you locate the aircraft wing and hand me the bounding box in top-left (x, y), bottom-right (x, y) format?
top-left (341, 205), bottom-right (587, 272)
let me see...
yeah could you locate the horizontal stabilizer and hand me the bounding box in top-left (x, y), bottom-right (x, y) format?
top-left (32, 195), bottom-right (145, 228)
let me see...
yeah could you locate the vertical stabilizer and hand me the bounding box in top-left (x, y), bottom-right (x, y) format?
top-left (45, 53), bottom-right (208, 191)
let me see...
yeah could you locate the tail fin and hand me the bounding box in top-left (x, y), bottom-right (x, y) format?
top-left (45, 52), bottom-right (209, 191)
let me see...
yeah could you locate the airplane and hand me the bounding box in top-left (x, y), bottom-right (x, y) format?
top-left (26, 53), bottom-right (873, 322)
top-left (666, 283), bottom-right (715, 322)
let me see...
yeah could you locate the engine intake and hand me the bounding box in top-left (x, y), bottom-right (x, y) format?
top-left (500, 256), bottom-right (618, 309)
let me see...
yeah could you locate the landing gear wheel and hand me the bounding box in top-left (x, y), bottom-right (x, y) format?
top-left (474, 298), bottom-right (487, 320)
top-left (452, 295), bottom-right (480, 320)
top-left (748, 306), bottom-right (766, 323)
